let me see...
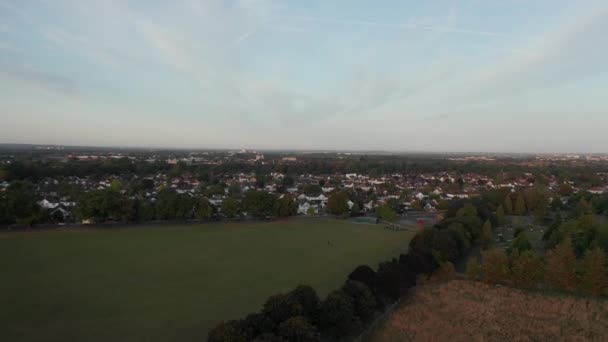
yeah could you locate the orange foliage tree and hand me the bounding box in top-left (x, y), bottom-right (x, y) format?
top-left (481, 248), bottom-right (510, 284)
top-left (580, 247), bottom-right (608, 296)
top-left (545, 239), bottom-right (578, 292)
top-left (511, 251), bottom-right (543, 289)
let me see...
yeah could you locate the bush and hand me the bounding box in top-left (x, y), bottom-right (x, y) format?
top-left (319, 290), bottom-right (360, 338)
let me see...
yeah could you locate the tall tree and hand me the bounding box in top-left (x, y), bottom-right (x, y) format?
top-left (545, 239), bottom-right (578, 292)
top-left (481, 248), bottom-right (510, 284)
top-left (327, 191), bottom-right (349, 216)
top-left (465, 257), bottom-right (479, 281)
top-left (504, 195), bottom-right (513, 215)
top-left (514, 193), bottom-right (527, 216)
top-left (511, 251), bottom-right (543, 289)
top-left (482, 220), bottom-right (493, 248)
top-left (580, 247), bottom-right (608, 296)
top-left (496, 205), bottom-right (506, 227)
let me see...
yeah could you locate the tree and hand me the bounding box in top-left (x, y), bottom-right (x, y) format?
top-left (482, 220), bottom-right (493, 248)
top-left (514, 193), bottom-right (526, 216)
top-left (262, 294), bottom-right (303, 324)
top-left (350, 202), bottom-right (361, 215)
top-left (504, 195), bottom-right (513, 215)
top-left (347, 265), bottom-right (376, 291)
top-left (480, 248), bottom-right (510, 284)
top-left (375, 260), bottom-right (416, 299)
top-left (376, 204), bottom-right (397, 222)
top-left (545, 239), bottom-right (578, 292)
top-left (511, 251), bottom-right (543, 289)
top-left (436, 261), bottom-right (456, 282)
top-left (288, 286), bottom-right (320, 324)
top-left (274, 195), bottom-right (297, 217)
top-left (306, 206), bottom-right (316, 216)
top-left (465, 257), bottom-right (479, 281)
top-left (580, 247), bottom-right (608, 296)
top-left (327, 191), bottom-right (349, 216)
top-left (3, 181), bottom-right (40, 225)
top-left (194, 197), bottom-right (213, 220)
top-left (510, 231), bottom-right (532, 255)
top-left (243, 190), bottom-right (277, 218)
top-left (558, 183), bottom-right (574, 197)
top-left (456, 203), bottom-right (478, 218)
top-left (277, 316), bottom-right (320, 342)
top-left (319, 290), bottom-right (359, 338)
top-left (221, 197), bottom-right (240, 218)
top-left (496, 205), bottom-right (506, 226)
top-left (207, 320), bottom-right (248, 342)
top-left (342, 281), bottom-right (377, 322)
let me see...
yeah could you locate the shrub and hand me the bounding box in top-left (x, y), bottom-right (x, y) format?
top-left (207, 320), bottom-right (248, 342)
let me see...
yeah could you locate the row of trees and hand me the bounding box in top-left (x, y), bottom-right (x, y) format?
top-left (467, 239), bottom-right (607, 296)
top-left (207, 199), bottom-right (489, 341)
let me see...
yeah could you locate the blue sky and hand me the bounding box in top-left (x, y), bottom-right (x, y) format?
top-left (1, 0), bottom-right (607, 152)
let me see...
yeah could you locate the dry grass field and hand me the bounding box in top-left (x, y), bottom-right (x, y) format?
top-left (372, 280), bottom-right (608, 342)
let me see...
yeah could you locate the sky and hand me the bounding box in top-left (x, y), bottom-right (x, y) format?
top-left (1, 0), bottom-right (607, 153)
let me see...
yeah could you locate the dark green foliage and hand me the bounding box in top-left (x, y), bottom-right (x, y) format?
top-left (496, 205), bottom-right (506, 226)
top-left (207, 320), bottom-right (248, 342)
top-left (319, 290), bottom-right (360, 339)
top-left (376, 204), bottom-right (398, 222)
top-left (277, 316), bottom-right (320, 342)
top-left (195, 198), bottom-right (213, 220)
top-left (510, 232), bottom-right (532, 255)
top-left (327, 191), bottom-right (349, 216)
top-left (2, 181), bottom-right (40, 225)
top-left (274, 195), bottom-right (297, 217)
top-left (375, 260), bottom-right (416, 300)
top-left (262, 294), bottom-right (303, 325)
top-left (347, 265), bottom-right (377, 290)
top-left (287, 286), bottom-right (320, 324)
top-left (243, 190), bottom-right (277, 218)
top-left (342, 281), bottom-right (377, 321)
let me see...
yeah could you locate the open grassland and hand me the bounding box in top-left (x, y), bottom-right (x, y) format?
top-left (371, 280), bottom-right (608, 342)
top-left (0, 218), bottom-right (414, 342)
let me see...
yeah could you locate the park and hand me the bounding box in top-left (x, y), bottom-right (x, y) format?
top-left (0, 218), bottom-right (415, 342)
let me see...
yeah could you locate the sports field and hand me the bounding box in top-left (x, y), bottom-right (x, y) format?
top-left (0, 218), bottom-right (415, 342)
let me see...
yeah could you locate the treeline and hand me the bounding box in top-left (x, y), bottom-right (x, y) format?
top-left (0, 181), bottom-right (298, 226)
top-left (467, 239), bottom-right (607, 297)
top-left (207, 200), bottom-right (489, 341)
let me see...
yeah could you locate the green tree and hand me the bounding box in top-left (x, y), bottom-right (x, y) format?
top-left (342, 281), bottom-right (376, 322)
top-left (3, 181), bottom-right (40, 225)
top-left (456, 203), bottom-right (478, 218)
top-left (243, 190), bottom-right (277, 218)
top-left (465, 257), bottom-right (479, 281)
top-left (580, 247), bottom-right (608, 296)
top-left (496, 205), bottom-right (506, 226)
top-left (306, 206), bottom-right (316, 216)
top-left (319, 290), bottom-right (359, 339)
top-left (207, 320), bottom-right (247, 342)
top-left (376, 204), bottom-right (398, 222)
top-left (194, 197), bottom-right (213, 220)
top-left (514, 193), bottom-right (526, 216)
top-left (277, 316), bottom-right (320, 342)
top-left (327, 191), bottom-right (349, 216)
top-left (274, 195), bottom-right (297, 217)
top-left (511, 251), bottom-right (543, 289)
top-left (510, 231), bottom-right (532, 255)
top-left (351, 202), bottom-right (361, 215)
top-left (545, 239), bottom-right (578, 292)
top-left (221, 197), bottom-right (240, 218)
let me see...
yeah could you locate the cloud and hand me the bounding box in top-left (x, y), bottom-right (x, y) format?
top-left (0, 62), bottom-right (78, 94)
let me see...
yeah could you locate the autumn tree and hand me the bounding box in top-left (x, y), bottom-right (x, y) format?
top-left (511, 251), bottom-right (543, 289)
top-left (510, 231), bottom-right (532, 255)
top-left (496, 205), bottom-right (506, 227)
top-left (436, 261), bottom-right (456, 282)
top-left (545, 239), bottom-right (578, 292)
top-left (465, 257), bottom-right (479, 281)
top-left (482, 220), bottom-right (493, 248)
top-left (481, 248), bottom-right (510, 284)
top-left (504, 195), bottom-right (513, 215)
top-left (514, 193), bottom-right (527, 216)
top-left (580, 247), bottom-right (608, 296)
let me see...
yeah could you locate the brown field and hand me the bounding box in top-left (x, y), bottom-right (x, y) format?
top-left (371, 280), bottom-right (608, 342)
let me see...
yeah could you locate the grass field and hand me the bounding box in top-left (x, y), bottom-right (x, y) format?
top-left (0, 218), bottom-right (415, 342)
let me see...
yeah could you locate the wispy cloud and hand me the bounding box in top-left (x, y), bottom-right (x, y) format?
top-left (235, 31), bottom-right (254, 45)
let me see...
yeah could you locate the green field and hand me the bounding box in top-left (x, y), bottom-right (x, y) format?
top-left (0, 218), bottom-right (415, 342)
